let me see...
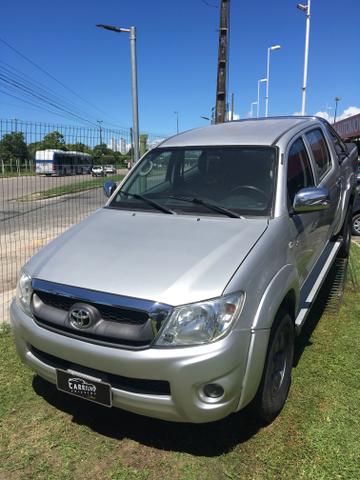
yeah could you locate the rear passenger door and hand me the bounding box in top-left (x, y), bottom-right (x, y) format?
top-left (304, 128), bottom-right (340, 240)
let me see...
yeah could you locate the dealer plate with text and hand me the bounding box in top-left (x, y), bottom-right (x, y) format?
top-left (56, 369), bottom-right (112, 407)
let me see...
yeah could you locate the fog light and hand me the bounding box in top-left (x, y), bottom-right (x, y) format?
top-left (203, 383), bottom-right (224, 399)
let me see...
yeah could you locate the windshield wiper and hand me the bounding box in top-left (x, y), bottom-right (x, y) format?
top-left (121, 191), bottom-right (175, 215)
top-left (168, 194), bottom-right (243, 219)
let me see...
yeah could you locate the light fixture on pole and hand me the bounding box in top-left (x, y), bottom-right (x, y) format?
top-left (265, 45), bottom-right (281, 117)
top-left (250, 102), bottom-right (258, 118)
top-left (96, 23), bottom-right (140, 164)
top-left (174, 111), bottom-right (179, 133)
top-left (297, 1), bottom-right (311, 116)
top-left (257, 78), bottom-right (267, 117)
top-left (334, 96), bottom-right (341, 124)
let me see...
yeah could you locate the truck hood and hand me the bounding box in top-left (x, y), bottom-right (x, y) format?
top-left (27, 208), bottom-right (268, 306)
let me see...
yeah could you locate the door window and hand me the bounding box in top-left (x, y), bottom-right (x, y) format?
top-left (325, 125), bottom-right (348, 157)
top-left (287, 138), bottom-right (315, 206)
top-left (305, 129), bottom-right (332, 180)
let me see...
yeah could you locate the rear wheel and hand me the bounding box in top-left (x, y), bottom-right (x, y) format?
top-left (352, 213), bottom-right (360, 236)
top-left (250, 310), bottom-right (294, 425)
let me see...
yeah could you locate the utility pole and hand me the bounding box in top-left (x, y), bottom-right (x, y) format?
top-left (215, 0), bottom-right (230, 124)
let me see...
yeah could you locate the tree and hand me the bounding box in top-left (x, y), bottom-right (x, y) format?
top-left (66, 143), bottom-right (92, 154)
top-left (0, 132), bottom-right (29, 174)
top-left (27, 141), bottom-right (43, 160)
top-left (92, 143), bottom-right (113, 163)
top-left (41, 131), bottom-right (66, 150)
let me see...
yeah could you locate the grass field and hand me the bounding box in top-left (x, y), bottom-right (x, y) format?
top-left (1, 246), bottom-right (359, 480)
top-left (19, 174), bottom-right (124, 201)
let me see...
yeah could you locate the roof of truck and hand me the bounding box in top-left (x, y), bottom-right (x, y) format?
top-left (160, 116), bottom-right (323, 148)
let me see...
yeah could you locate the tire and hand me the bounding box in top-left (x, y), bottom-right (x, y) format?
top-left (338, 208), bottom-right (352, 258)
top-left (352, 213), bottom-right (360, 236)
top-left (250, 310), bottom-right (294, 425)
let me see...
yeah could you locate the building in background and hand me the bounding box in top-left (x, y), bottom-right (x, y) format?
top-left (120, 138), bottom-right (127, 154)
top-left (334, 113), bottom-right (360, 141)
top-left (108, 137), bottom-right (121, 152)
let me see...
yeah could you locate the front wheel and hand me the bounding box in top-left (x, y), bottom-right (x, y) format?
top-left (352, 213), bottom-right (360, 236)
top-left (250, 310), bottom-right (294, 425)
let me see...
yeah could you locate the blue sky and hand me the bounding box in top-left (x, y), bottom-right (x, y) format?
top-left (0, 0), bottom-right (359, 136)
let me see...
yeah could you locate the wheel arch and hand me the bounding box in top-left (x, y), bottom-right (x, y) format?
top-left (277, 289), bottom-right (296, 322)
top-left (251, 264), bottom-right (299, 330)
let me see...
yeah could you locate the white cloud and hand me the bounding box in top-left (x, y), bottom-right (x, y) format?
top-left (226, 110), bottom-right (240, 121)
top-left (336, 106), bottom-right (360, 122)
top-left (312, 105), bottom-right (360, 124)
top-left (314, 110), bottom-right (333, 122)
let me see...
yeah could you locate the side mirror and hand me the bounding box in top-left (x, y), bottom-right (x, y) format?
top-left (293, 187), bottom-right (330, 213)
top-left (103, 180), bottom-right (117, 198)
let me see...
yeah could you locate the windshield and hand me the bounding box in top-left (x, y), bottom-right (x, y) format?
top-left (109, 146), bottom-right (277, 216)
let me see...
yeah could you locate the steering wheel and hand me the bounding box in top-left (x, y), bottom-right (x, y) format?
top-left (229, 185), bottom-right (269, 202)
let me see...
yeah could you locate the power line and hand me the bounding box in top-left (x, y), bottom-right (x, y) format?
top-left (0, 36), bottom-right (125, 129)
top-left (0, 88), bottom-right (92, 124)
top-left (0, 72), bottom-right (98, 126)
top-left (201, 0), bottom-right (218, 8)
top-left (0, 36), bottom-right (111, 118)
top-left (0, 63), bottom-right (101, 125)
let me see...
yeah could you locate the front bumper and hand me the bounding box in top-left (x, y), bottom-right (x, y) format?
top-left (11, 299), bottom-right (252, 423)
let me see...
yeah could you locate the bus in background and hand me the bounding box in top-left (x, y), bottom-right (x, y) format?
top-left (35, 149), bottom-right (93, 175)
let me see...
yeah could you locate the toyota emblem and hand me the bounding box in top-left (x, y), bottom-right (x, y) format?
top-left (70, 308), bottom-right (92, 329)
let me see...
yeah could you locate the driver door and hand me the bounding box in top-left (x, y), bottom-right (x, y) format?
top-left (286, 137), bottom-right (321, 284)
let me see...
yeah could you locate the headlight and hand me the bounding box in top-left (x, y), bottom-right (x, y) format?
top-left (16, 270), bottom-right (33, 316)
top-left (155, 292), bottom-right (244, 347)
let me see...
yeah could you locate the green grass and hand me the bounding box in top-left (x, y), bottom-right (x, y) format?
top-left (1, 246), bottom-right (359, 480)
top-left (19, 174), bottom-right (124, 201)
top-left (0, 170), bottom-right (36, 178)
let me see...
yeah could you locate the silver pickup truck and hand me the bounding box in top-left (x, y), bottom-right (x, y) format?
top-left (11, 116), bottom-right (357, 424)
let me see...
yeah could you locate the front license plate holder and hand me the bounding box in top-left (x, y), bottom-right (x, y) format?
top-left (56, 369), bottom-right (112, 407)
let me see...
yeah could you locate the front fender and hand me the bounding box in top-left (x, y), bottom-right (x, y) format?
top-left (251, 264), bottom-right (300, 330)
top-left (237, 264), bottom-right (300, 410)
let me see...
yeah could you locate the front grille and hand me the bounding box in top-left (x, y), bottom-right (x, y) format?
top-left (31, 345), bottom-right (171, 396)
top-left (35, 291), bottom-right (148, 325)
top-left (31, 280), bottom-right (171, 350)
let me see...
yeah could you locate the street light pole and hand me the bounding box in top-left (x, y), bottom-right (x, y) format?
top-left (334, 96), bottom-right (341, 124)
top-left (129, 26), bottom-right (140, 163)
top-left (174, 111), bottom-right (179, 133)
top-left (297, 1), bottom-right (311, 116)
top-left (257, 78), bottom-right (267, 117)
top-left (250, 102), bottom-right (257, 118)
top-left (265, 45), bottom-right (281, 117)
top-left (96, 24), bottom-right (140, 164)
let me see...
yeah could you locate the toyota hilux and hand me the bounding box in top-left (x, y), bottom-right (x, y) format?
top-left (11, 117), bottom-right (358, 424)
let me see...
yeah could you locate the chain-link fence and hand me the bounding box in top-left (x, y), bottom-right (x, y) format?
top-left (0, 119), bottom-right (167, 325)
